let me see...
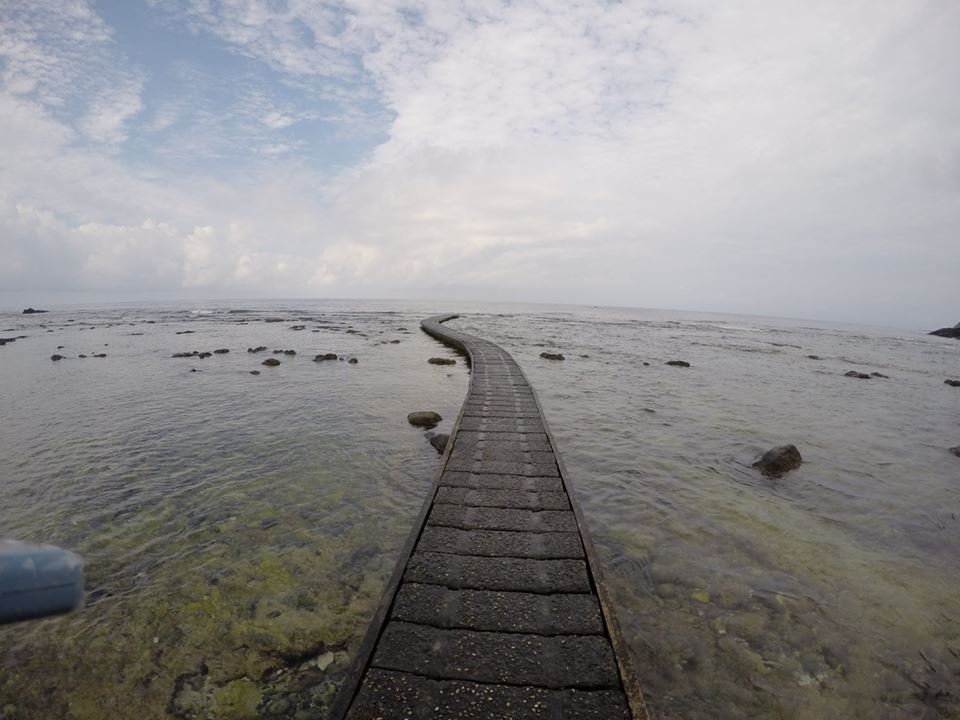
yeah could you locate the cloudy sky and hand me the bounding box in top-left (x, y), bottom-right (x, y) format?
top-left (0, 0), bottom-right (957, 327)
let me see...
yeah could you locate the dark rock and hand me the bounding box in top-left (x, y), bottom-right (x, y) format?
top-left (425, 432), bottom-right (449, 454)
top-left (197, 352), bottom-right (212, 359)
top-left (808, 355), bottom-right (821, 360)
top-left (946, 379), bottom-right (960, 387)
top-left (213, 348), bottom-right (230, 354)
top-left (642, 362), bottom-right (649, 366)
top-left (264, 318), bottom-right (284, 323)
top-left (348, 357), bottom-right (359, 364)
top-left (313, 353), bottom-right (338, 362)
top-left (250, 370), bottom-right (261, 375)
top-left (78, 354), bottom-right (87, 358)
top-left (844, 371), bottom-right (871, 379)
top-left (175, 330), bottom-right (195, 335)
top-left (57, 345), bottom-right (64, 349)
top-left (94, 353), bottom-right (107, 358)
top-left (272, 349), bottom-right (284, 354)
top-left (289, 325), bottom-right (306, 331)
top-left (50, 354), bottom-right (65, 361)
top-left (346, 329), bottom-right (362, 335)
top-left (870, 372), bottom-right (889, 379)
top-left (172, 352), bottom-right (197, 358)
top-left (262, 358), bottom-right (281, 366)
top-left (247, 346), bottom-right (268, 353)
top-left (929, 327), bottom-right (960, 339)
top-left (428, 357), bottom-right (456, 366)
top-left (665, 360), bottom-right (690, 367)
top-left (408, 411), bottom-right (442, 428)
top-left (190, 368), bottom-right (199, 372)
top-left (282, 349), bottom-right (296, 356)
top-left (22, 308), bottom-right (48, 314)
top-left (753, 444), bottom-right (803, 477)
top-left (950, 446), bottom-right (960, 458)
top-left (540, 352), bottom-right (565, 361)
top-left (389, 339), bottom-right (401, 344)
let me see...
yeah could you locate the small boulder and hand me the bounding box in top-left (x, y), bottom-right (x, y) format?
top-left (247, 346), bottom-right (267, 353)
top-left (213, 348), bottom-right (230, 354)
top-left (197, 352), bottom-right (212, 359)
top-left (78, 354), bottom-right (87, 358)
top-left (172, 352), bottom-right (196, 358)
top-left (946, 379), bottom-right (960, 387)
top-left (289, 325), bottom-right (306, 331)
top-left (175, 330), bottom-right (195, 335)
top-left (753, 444), bottom-right (803, 477)
top-left (50, 354), bottom-right (65, 361)
top-left (950, 446), bottom-right (960, 458)
top-left (844, 371), bottom-right (871, 379)
top-left (282, 349), bottom-right (296, 356)
top-left (250, 370), bottom-right (261, 375)
top-left (425, 432), bottom-right (449, 454)
top-left (389, 339), bottom-right (401, 344)
top-left (540, 352), bottom-right (565, 361)
top-left (262, 358), bottom-right (281, 367)
top-left (666, 360), bottom-right (690, 367)
top-left (23, 308), bottom-right (49, 314)
top-left (348, 357), bottom-right (358, 364)
top-left (428, 357), bottom-right (456, 365)
top-left (807, 355), bottom-right (821, 360)
top-left (870, 372), bottom-right (889, 379)
top-left (408, 411), bottom-right (442, 428)
top-left (94, 353), bottom-right (107, 358)
top-left (314, 353), bottom-right (338, 362)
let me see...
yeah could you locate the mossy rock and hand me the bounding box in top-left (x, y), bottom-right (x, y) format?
top-left (213, 678), bottom-right (261, 720)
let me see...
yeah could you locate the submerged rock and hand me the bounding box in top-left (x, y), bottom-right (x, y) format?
top-left (870, 372), bottom-right (889, 379)
top-left (22, 308), bottom-right (48, 314)
top-left (50, 354), bottom-right (65, 361)
top-left (289, 325), bottom-right (306, 331)
top-left (540, 352), bottom-right (565, 361)
top-left (844, 371), bottom-right (871, 379)
top-left (929, 327), bottom-right (960, 339)
top-left (197, 352), bottom-right (212, 359)
top-left (946, 379), bottom-right (960, 387)
top-left (213, 348), bottom-right (230, 354)
top-left (247, 346), bottom-right (267, 353)
top-left (807, 355), bottom-right (821, 360)
top-left (282, 349), bottom-right (296, 356)
top-left (175, 330), bottom-right (195, 335)
top-left (348, 357), bottom-right (358, 364)
top-left (950, 446), bottom-right (960, 458)
top-left (313, 353), bottom-right (338, 362)
top-left (250, 370), bottom-right (260, 375)
top-left (425, 432), bottom-right (449, 454)
top-left (666, 360), bottom-right (690, 367)
top-left (428, 357), bottom-right (456, 365)
top-left (262, 358), bottom-right (281, 367)
top-left (172, 352), bottom-right (197, 358)
top-left (408, 411), bottom-right (442, 428)
top-left (753, 444), bottom-right (803, 477)
top-left (78, 354), bottom-right (87, 358)
top-left (94, 353), bottom-right (107, 358)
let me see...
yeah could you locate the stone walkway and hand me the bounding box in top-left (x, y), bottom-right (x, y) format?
top-left (331, 315), bottom-right (647, 719)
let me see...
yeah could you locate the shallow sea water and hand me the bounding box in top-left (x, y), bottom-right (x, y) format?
top-left (1, 301), bottom-right (958, 719)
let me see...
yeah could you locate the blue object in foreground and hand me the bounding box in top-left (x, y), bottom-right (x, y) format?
top-left (0, 540), bottom-right (84, 625)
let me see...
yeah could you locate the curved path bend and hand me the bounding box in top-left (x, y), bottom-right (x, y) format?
top-left (331, 314), bottom-right (648, 720)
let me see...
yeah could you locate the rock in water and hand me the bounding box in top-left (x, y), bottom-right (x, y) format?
top-left (945, 379), bottom-right (960, 387)
top-left (348, 357), bottom-right (358, 364)
top-left (428, 357), bottom-right (456, 365)
top-left (408, 411), bottom-right (442, 428)
top-left (540, 352), bottom-right (565, 361)
top-left (807, 355), bottom-right (821, 360)
top-left (426, 432), bottom-right (449, 454)
top-left (753, 445), bottom-right (803, 477)
top-left (666, 360), bottom-right (690, 367)
top-left (929, 327), bottom-right (960, 339)
top-left (844, 371), bottom-right (871, 379)
top-left (950, 446), bottom-right (960, 458)
top-left (313, 353), bottom-right (338, 362)
top-left (250, 370), bottom-right (261, 375)
top-left (247, 346), bottom-right (268, 353)
top-left (213, 348), bottom-right (230, 354)
top-left (22, 308), bottom-right (48, 314)
top-left (870, 372), bottom-right (889, 379)
top-left (50, 354), bottom-right (65, 361)
top-left (262, 358), bottom-right (281, 367)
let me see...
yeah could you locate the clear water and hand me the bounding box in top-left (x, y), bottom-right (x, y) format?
top-left (1, 302), bottom-right (958, 719)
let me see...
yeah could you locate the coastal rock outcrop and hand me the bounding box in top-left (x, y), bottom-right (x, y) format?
top-left (408, 411), bottom-right (441, 428)
top-left (425, 432), bottom-right (449, 454)
top-left (428, 357), bottom-right (456, 365)
top-left (929, 327), bottom-right (960, 339)
top-left (753, 444), bottom-right (803, 477)
top-left (262, 358), bottom-right (281, 367)
top-left (844, 371), bottom-right (871, 379)
top-left (666, 360), bottom-right (690, 367)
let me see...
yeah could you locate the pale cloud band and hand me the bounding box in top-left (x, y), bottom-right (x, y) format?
top-left (1, 0), bottom-right (957, 327)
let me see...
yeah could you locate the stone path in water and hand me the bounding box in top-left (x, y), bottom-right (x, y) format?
top-left (331, 314), bottom-right (647, 720)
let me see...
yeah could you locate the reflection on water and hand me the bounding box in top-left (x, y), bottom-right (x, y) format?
top-left (1, 301), bottom-right (958, 719)
top-left (451, 310), bottom-right (960, 720)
